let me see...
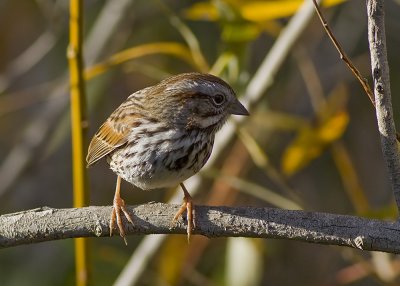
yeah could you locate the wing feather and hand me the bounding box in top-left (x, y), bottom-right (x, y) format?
top-left (87, 92), bottom-right (148, 167)
top-left (86, 120), bottom-right (130, 167)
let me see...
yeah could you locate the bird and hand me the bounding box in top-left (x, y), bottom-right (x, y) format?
top-left (86, 72), bottom-right (249, 244)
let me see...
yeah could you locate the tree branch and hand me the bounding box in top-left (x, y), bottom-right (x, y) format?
top-left (312, 0), bottom-right (375, 106)
top-left (367, 0), bottom-right (400, 211)
top-left (1, 204), bottom-right (400, 253)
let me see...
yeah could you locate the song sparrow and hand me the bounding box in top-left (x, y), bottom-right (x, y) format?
top-left (86, 72), bottom-right (249, 243)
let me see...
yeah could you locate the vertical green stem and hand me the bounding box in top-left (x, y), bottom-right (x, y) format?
top-left (68, 0), bottom-right (90, 285)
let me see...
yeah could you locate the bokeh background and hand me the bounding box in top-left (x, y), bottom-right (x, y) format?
top-left (1, 0), bottom-right (400, 285)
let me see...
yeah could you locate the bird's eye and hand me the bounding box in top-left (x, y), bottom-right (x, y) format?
top-left (212, 93), bottom-right (225, 105)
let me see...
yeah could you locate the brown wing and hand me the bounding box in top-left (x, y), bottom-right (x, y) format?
top-left (86, 119), bottom-right (130, 167)
top-left (86, 88), bottom-right (149, 167)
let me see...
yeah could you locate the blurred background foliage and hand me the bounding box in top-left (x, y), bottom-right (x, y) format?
top-left (1, 0), bottom-right (400, 285)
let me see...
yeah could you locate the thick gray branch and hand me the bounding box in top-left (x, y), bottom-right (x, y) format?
top-left (1, 204), bottom-right (400, 253)
top-left (367, 0), bottom-right (400, 210)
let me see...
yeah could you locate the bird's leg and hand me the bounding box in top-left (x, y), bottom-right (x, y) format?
top-left (173, 183), bottom-right (196, 242)
top-left (110, 176), bottom-right (134, 245)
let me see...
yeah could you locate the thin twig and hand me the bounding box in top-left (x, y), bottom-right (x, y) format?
top-left (367, 0), bottom-right (400, 211)
top-left (312, 0), bottom-right (375, 106)
top-left (1, 205), bottom-right (400, 254)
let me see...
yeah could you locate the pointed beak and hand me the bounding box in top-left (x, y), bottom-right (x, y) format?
top-left (229, 100), bottom-right (249, 116)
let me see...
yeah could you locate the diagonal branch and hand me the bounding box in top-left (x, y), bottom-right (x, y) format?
top-left (367, 0), bottom-right (400, 212)
top-left (1, 204), bottom-right (400, 254)
top-left (312, 0), bottom-right (375, 106)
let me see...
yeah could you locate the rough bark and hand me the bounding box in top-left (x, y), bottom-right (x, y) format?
top-left (367, 0), bottom-right (400, 211)
top-left (1, 204), bottom-right (400, 253)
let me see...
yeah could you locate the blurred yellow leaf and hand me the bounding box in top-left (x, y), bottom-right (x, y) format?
top-left (184, 0), bottom-right (347, 22)
top-left (282, 111), bottom-right (349, 176)
top-left (317, 111), bottom-right (349, 142)
top-left (241, 1), bottom-right (301, 21)
top-left (183, 2), bottom-right (219, 21)
top-left (282, 83), bottom-right (350, 176)
top-left (241, 0), bottom-right (347, 22)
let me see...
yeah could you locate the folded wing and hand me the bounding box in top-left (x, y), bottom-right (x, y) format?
top-left (86, 119), bottom-right (130, 167)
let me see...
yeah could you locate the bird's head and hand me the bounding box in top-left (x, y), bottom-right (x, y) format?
top-left (147, 73), bottom-right (249, 131)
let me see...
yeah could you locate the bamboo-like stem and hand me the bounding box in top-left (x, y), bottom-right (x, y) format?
top-left (67, 0), bottom-right (90, 285)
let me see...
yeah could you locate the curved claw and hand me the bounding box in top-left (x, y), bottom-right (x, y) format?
top-left (173, 183), bottom-right (196, 242)
top-left (110, 176), bottom-right (134, 245)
